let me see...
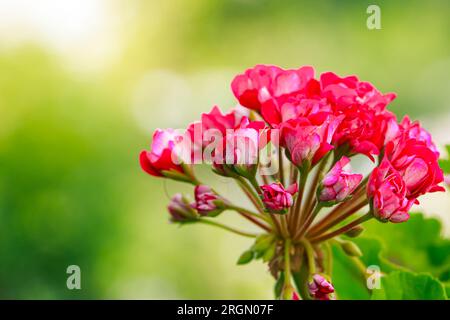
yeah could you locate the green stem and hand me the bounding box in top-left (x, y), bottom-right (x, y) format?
top-left (248, 176), bottom-right (262, 195)
top-left (278, 150), bottom-right (285, 186)
top-left (291, 166), bottom-right (309, 234)
top-left (227, 205), bottom-right (272, 225)
top-left (197, 219), bottom-right (258, 238)
top-left (300, 238), bottom-right (316, 276)
top-left (236, 177), bottom-right (264, 213)
top-left (323, 241), bottom-right (333, 275)
top-left (310, 213), bottom-right (372, 243)
top-left (295, 203), bottom-right (323, 240)
top-left (282, 238), bottom-right (292, 299)
top-left (308, 199), bottom-right (368, 238)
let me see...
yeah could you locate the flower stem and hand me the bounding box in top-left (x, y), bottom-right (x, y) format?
top-left (300, 238), bottom-right (316, 275)
top-left (282, 238), bottom-right (292, 299)
top-left (294, 203), bottom-right (323, 240)
top-left (290, 166), bottom-right (309, 235)
top-left (308, 198), bottom-right (368, 238)
top-left (303, 156), bottom-right (329, 218)
top-left (310, 213), bottom-right (372, 243)
top-left (227, 205), bottom-right (272, 224)
top-left (197, 219), bottom-right (258, 238)
top-left (278, 150), bottom-right (285, 186)
top-left (236, 177), bottom-right (264, 213)
top-left (323, 241), bottom-right (333, 275)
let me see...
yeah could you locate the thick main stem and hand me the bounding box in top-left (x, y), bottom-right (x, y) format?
top-left (300, 238), bottom-right (316, 275)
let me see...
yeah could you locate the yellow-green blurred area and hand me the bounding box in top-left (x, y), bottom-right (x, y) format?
top-left (0, 0), bottom-right (449, 299)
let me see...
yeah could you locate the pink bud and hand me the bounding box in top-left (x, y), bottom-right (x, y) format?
top-left (292, 291), bottom-right (300, 300)
top-left (261, 182), bottom-right (298, 213)
top-left (167, 194), bottom-right (197, 222)
top-left (319, 156), bottom-right (363, 203)
top-left (192, 185), bottom-right (224, 216)
top-left (308, 274), bottom-right (335, 300)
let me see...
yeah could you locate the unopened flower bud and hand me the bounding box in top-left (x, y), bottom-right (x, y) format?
top-left (340, 240), bottom-right (362, 257)
top-left (309, 274), bottom-right (335, 300)
top-left (168, 194), bottom-right (197, 222)
top-left (344, 225), bottom-right (364, 238)
top-left (261, 182), bottom-right (298, 214)
top-left (192, 185), bottom-right (226, 217)
top-left (318, 156), bottom-right (363, 205)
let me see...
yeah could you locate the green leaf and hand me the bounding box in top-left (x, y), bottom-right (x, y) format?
top-left (371, 271), bottom-right (447, 300)
top-left (262, 241), bottom-right (277, 262)
top-left (274, 272), bottom-right (284, 299)
top-left (438, 159), bottom-right (450, 174)
top-left (236, 250), bottom-right (254, 265)
top-left (251, 234), bottom-right (275, 258)
top-left (330, 243), bottom-right (371, 299)
top-left (362, 213), bottom-right (450, 279)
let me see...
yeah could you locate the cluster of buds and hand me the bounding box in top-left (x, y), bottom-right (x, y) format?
top-left (140, 64), bottom-right (445, 299)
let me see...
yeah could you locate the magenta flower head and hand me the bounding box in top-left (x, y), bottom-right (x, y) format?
top-left (140, 128), bottom-right (184, 177)
top-left (367, 159), bottom-right (415, 223)
top-left (261, 182), bottom-right (298, 214)
top-left (318, 156), bottom-right (363, 204)
top-left (168, 194), bottom-right (198, 223)
top-left (309, 274), bottom-right (335, 300)
top-left (192, 185), bottom-right (225, 217)
top-left (280, 114), bottom-right (341, 169)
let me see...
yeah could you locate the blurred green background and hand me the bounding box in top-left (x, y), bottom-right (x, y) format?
top-left (0, 0), bottom-right (449, 299)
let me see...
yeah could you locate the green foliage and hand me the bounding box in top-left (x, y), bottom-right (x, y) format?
top-left (331, 213), bottom-right (450, 299)
top-left (439, 145), bottom-right (450, 174)
top-left (236, 234), bottom-right (277, 265)
top-left (371, 272), bottom-right (447, 300)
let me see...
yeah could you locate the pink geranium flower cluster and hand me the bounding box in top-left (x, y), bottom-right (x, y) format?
top-left (140, 64), bottom-right (445, 300)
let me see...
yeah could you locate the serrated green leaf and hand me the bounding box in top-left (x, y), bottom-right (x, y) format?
top-left (371, 271), bottom-right (447, 300)
top-left (237, 250), bottom-right (254, 265)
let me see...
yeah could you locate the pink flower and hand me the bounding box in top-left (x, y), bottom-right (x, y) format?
top-left (231, 64), bottom-right (315, 123)
top-left (140, 129), bottom-right (185, 177)
top-left (261, 182), bottom-right (298, 213)
top-left (308, 274), bottom-right (335, 300)
top-left (398, 116), bottom-right (439, 156)
top-left (210, 118), bottom-right (268, 178)
top-left (292, 291), bottom-right (300, 300)
top-left (320, 72), bottom-right (397, 161)
top-left (187, 106), bottom-right (249, 163)
top-left (319, 156), bottom-right (363, 203)
top-left (280, 114), bottom-right (342, 167)
top-left (385, 135), bottom-right (445, 200)
top-left (192, 185), bottom-right (225, 216)
top-left (168, 194), bottom-right (197, 222)
top-left (320, 72), bottom-right (396, 111)
top-left (367, 159), bottom-right (414, 223)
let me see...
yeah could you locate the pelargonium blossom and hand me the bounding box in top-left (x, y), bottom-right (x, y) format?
top-left (280, 113), bottom-right (341, 167)
top-left (261, 182), bottom-right (298, 213)
top-left (140, 128), bottom-right (185, 177)
top-left (140, 64), bottom-right (446, 300)
top-left (318, 156), bottom-right (363, 203)
top-left (367, 159), bottom-right (415, 223)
